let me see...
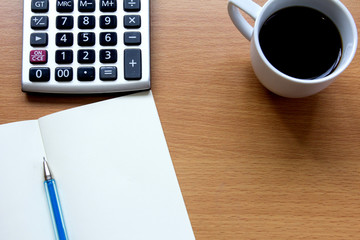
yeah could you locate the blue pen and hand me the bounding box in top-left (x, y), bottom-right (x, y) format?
top-left (43, 158), bottom-right (69, 240)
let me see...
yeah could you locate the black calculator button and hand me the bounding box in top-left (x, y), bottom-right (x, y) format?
top-left (78, 0), bottom-right (95, 12)
top-left (100, 32), bottom-right (117, 46)
top-left (124, 0), bottom-right (140, 12)
top-left (100, 49), bottom-right (117, 63)
top-left (78, 32), bottom-right (96, 46)
top-left (57, 0), bottom-right (74, 12)
top-left (78, 67), bottom-right (95, 81)
top-left (31, 0), bottom-right (49, 13)
top-left (124, 32), bottom-right (141, 45)
top-left (100, 0), bottom-right (117, 12)
top-left (30, 33), bottom-right (48, 47)
top-left (124, 49), bottom-right (141, 80)
top-left (55, 67), bottom-right (73, 82)
top-left (78, 16), bottom-right (96, 29)
top-left (78, 50), bottom-right (95, 63)
top-left (56, 33), bottom-right (74, 47)
top-left (124, 15), bottom-right (141, 28)
top-left (29, 67), bottom-right (50, 82)
top-left (56, 50), bottom-right (73, 64)
top-left (31, 16), bottom-right (48, 30)
top-left (100, 67), bottom-right (117, 81)
top-left (56, 16), bottom-right (74, 30)
top-left (100, 15), bottom-right (117, 29)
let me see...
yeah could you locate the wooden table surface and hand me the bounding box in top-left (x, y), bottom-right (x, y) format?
top-left (1, 0), bottom-right (360, 239)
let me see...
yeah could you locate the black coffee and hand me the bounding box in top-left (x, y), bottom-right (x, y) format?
top-left (259, 6), bottom-right (342, 79)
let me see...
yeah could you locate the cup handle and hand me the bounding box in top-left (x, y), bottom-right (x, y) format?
top-left (228, 0), bottom-right (262, 41)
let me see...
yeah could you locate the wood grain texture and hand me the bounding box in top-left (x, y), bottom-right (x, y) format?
top-left (1, 0), bottom-right (360, 239)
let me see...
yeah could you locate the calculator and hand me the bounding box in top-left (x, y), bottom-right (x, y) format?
top-left (22, 0), bottom-right (150, 94)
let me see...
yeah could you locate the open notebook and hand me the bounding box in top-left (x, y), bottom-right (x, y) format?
top-left (0, 91), bottom-right (195, 240)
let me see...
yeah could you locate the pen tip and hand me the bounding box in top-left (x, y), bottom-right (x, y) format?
top-left (43, 157), bottom-right (52, 180)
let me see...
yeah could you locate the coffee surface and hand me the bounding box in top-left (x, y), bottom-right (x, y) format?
top-left (259, 6), bottom-right (342, 79)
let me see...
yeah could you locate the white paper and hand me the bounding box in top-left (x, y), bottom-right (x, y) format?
top-left (0, 91), bottom-right (195, 240)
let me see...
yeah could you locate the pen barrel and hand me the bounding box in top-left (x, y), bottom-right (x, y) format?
top-left (44, 179), bottom-right (69, 240)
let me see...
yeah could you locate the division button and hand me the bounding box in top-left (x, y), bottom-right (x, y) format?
top-left (31, 16), bottom-right (48, 30)
top-left (100, 66), bottom-right (117, 80)
top-left (30, 33), bottom-right (48, 47)
top-left (77, 67), bottom-right (95, 81)
top-left (29, 67), bottom-right (50, 82)
top-left (124, 0), bottom-right (140, 12)
top-left (124, 49), bottom-right (141, 80)
top-left (31, 0), bottom-right (49, 13)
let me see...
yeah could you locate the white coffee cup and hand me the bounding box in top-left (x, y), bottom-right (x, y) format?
top-left (228, 0), bottom-right (358, 98)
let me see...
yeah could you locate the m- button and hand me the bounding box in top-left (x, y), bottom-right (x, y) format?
top-left (31, 0), bottom-right (49, 13)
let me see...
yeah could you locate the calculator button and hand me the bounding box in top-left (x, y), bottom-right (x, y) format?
top-left (124, 49), bottom-right (141, 80)
top-left (78, 16), bottom-right (96, 29)
top-left (30, 33), bottom-right (48, 47)
top-left (100, 67), bottom-right (117, 81)
top-left (57, 0), bottom-right (74, 12)
top-left (78, 0), bottom-right (96, 12)
top-left (31, 0), bottom-right (49, 13)
top-left (56, 50), bottom-right (73, 64)
top-left (55, 67), bottom-right (73, 82)
top-left (124, 32), bottom-right (141, 45)
top-left (124, 15), bottom-right (141, 28)
top-left (100, 32), bottom-right (117, 46)
top-left (124, 0), bottom-right (140, 12)
top-left (78, 50), bottom-right (95, 63)
top-left (31, 16), bottom-right (48, 30)
top-left (56, 33), bottom-right (74, 47)
top-left (30, 50), bottom-right (48, 64)
top-left (100, 49), bottom-right (117, 63)
top-left (78, 67), bottom-right (95, 81)
top-left (29, 67), bottom-right (50, 82)
top-left (56, 16), bottom-right (74, 30)
top-left (100, 0), bottom-right (117, 12)
top-left (100, 15), bottom-right (117, 29)
top-left (78, 32), bottom-right (96, 46)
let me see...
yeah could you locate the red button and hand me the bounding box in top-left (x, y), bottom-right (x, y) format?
top-left (30, 50), bottom-right (47, 64)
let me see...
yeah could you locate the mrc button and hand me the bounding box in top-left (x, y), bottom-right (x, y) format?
top-left (57, 0), bottom-right (74, 12)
